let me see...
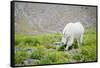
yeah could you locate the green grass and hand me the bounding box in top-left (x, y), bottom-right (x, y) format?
top-left (14, 27), bottom-right (97, 66)
top-left (15, 50), bottom-right (31, 64)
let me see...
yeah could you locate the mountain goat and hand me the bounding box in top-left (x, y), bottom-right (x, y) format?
top-left (61, 22), bottom-right (84, 50)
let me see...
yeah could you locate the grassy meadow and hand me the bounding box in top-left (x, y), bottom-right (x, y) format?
top-left (14, 27), bottom-right (97, 66)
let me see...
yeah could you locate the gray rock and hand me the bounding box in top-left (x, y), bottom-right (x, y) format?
top-left (23, 58), bottom-right (40, 65)
top-left (15, 48), bottom-right (21, 53)
top-left (26, 48), bottom-right (32, 54)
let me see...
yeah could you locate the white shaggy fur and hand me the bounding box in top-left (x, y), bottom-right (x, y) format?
top-left (61, 22), bottom-right (84, 50)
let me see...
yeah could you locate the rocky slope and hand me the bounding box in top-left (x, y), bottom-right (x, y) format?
top-left (14, 2), bottom-right (97, 35)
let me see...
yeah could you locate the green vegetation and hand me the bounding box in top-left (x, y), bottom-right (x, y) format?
top-left (14, 27), bottom-right (97, 66)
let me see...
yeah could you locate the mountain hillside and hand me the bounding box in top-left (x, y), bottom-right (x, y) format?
top-left (14, 2), bottom-right (97, 35)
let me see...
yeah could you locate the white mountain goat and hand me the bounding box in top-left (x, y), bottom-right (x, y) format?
top-left (61, 22), bottom-right (84, 50)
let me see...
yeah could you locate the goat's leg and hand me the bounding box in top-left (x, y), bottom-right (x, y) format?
top-left (65, 37), bottom-right (73, 51)
top-left (77, 39), bottom-right (80, 48)
top-left (77, 34), bottom-right (83, 48)
top-left (80, 34), bottom-right (83, 44)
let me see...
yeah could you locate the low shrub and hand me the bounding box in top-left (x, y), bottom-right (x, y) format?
top-left (15, 27), bottom-right (97, 65)
top-left (72, 45), bottom-right (96, 62)
top-left (15, 50), bottom-right (30, 64)
top-left (30, 47), bottom-right (46, 60)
